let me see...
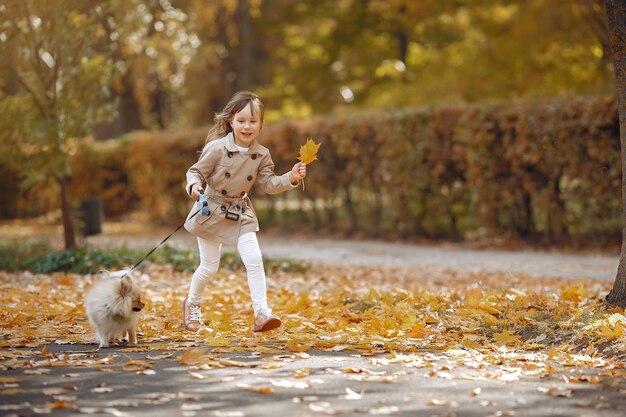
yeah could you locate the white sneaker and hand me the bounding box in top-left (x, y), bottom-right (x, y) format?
top-left (182, 297), bottom-right (202, 332)
top-left (253, 308), bottom-right (281, 332)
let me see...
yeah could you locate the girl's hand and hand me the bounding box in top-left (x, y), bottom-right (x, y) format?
top-left (289, 162), bottom-right (307, 184)
top-left (191, 183), bottom-right (205, 201)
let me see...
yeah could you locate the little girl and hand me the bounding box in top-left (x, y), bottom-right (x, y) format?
top-left (183, 91), bottom-right (306, 332)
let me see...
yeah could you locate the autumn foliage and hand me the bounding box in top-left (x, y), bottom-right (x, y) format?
top-left (1, 264), bottom-right (625, 369)
top-left (1, 95), bottom-right (618, 244)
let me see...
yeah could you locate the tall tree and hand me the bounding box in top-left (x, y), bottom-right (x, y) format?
top-left (172, 0), bottom-right (615, 123)
top-left (178, 0), bottom-right (266, 125)
top-left (0, 0), bottom-right (117, 248)
top-left (94, 0), bottom-right (198, 137)
top-left (604, 0), bottom-right (626, 308)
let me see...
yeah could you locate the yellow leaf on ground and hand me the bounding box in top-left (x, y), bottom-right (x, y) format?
top-left (287, 341), bottom-right (312, 352)
top-left (238, 383), bottom-right (274, 394)
top-left (599, 316), bottom-right (625, 339)
top-left (48, 401), bottom-right (76, 409)
top-left (407, 323), bottom-right (429, 338)
top-left (493, 329), bottom-right (521, 344)
top-left (206, 337), bottom-right (231, 347)
top-left (179, 348), bottom-right (206, 365)
top-left (57, 274), bottom-right (74, 286)
top-left (560, 284), bottom-right (586, 302)
top-left (461, 336), bottom-right (482, 349)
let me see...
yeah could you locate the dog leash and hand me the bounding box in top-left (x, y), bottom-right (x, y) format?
top-left (120, 201), bottom-right (205, 279)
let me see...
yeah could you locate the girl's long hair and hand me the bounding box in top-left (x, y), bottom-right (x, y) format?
top-left (205, 91), bottom-right (265, 143)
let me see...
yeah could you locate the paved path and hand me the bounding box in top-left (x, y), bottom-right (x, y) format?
top-left (5, 221), bottom-right (619, 281)
top-left (2, 343), bottom-right (626, 417)
top-left (83, 229), bottom-right (620, 281)
top-left (2, 225), bottom-right (626, 416)
top-left (256, 236), bottom-right (620, 281)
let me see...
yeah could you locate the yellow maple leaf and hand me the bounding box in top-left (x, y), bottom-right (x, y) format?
top-left (493, 329), bottom-right (521, 344)
top-left (287, 341), bottom-right (312, 352)
top-left (179, 348), bottom-right (207, 365)
top-left (297, 138), bottom-right (321, 165)
top-left (461, 335), bottom-right (481, 349)
top-left (600, 322), bottom-right (624, 339)
top-left (206, 336), bottom-right (231, 347)
top-left (407, 322), bottom-right (427, 338)
top-left (560, 284), bottom-right (586, 302)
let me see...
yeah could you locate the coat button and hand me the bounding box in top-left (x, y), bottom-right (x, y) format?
top-left (240, 191), bottom-right (245, 196)
top-left (227, 152), bottom-right (233, 158)
top-left (225, 172), bottom-right (231, 178)
top-left (221, 189), bottom-right (227, 195)
top-left (251, 154), bottom-right (257, 160)
top-left (247, 175), bottom-right (253, 181)
top-left (221, 205), bottom-right (226, 211)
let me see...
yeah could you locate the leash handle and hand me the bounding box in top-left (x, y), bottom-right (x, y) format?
top-left (198, 192), bottom-right (209, 215)
top-left (121, 207), bottom-right (201, 279)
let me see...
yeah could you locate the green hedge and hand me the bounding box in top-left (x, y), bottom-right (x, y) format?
top-left (257, 95), bottom-right (620, 240)
top-left (4, 94), bottom-right (621, 242)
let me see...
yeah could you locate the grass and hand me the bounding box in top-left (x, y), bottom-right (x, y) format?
top-left (0, 238), bottom-right (309, 274)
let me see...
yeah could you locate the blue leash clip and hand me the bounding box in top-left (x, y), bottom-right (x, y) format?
top-left (197, 192), bottom-right (209, 216)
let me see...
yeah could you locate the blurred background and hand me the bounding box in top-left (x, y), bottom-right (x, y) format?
top-left (0, 0), bottom-right (620, 249)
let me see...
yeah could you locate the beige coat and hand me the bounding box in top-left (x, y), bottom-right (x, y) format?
top-left (184, 132), bottom-right (296, 244)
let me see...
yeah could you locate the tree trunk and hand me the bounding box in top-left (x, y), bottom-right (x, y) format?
top-left (58, 175), bottom-right (77, 249)
top-left (344, 187), bottom-right (359, 232)
top-left (151, 77), bottom-right (167, 129)
top-left (236, 0), bottom-right (254, 91)
top-left (93, 72), bottom-right (145, 139)
top-left (604, 0), bottom-right (626, 308)
top-left (119, 71), bottom-right (145, 133)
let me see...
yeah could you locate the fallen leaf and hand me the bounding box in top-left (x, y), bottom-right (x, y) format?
top-left (237, 383), bottom-right (274, 394)
top-left (538, 386), bottom-right (573, 397)
top-left (493, 330), bottom-right (521, 344)
top-left (42, 387), bottom-right (67, 396)
top-left (343, 387), bottom-right (363, 400)
top-left (270, 379), bottom-right (310, 389)
top-left (179, 348), bottom-right (206, 365)
top-left (428, 399), bottom-right (457, 407)
top-left (47, 401), bottom-right (76, 409)
top-left (369, 405), bottom-right (400, 415)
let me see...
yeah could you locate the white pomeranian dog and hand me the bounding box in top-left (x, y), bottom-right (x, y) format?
top-left (85, 270), bottom-right (145, 348)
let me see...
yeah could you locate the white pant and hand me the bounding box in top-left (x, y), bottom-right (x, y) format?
top-left (188, 232), bottom-right (269, 314)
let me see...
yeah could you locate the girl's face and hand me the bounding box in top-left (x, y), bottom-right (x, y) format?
top-left (231, 103), bottom-right (261, 147)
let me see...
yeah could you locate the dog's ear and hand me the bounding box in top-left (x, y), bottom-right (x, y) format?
top-left (120, 276), bottom-right (133, 296)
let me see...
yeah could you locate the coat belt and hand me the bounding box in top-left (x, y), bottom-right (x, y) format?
top-left (205, 186), bottom-right (248, 206)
